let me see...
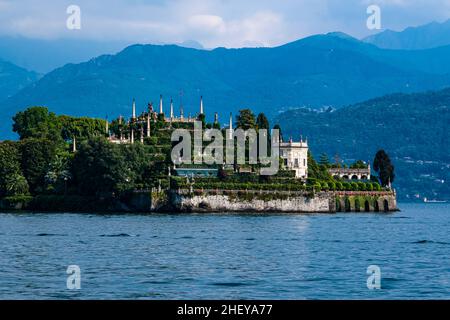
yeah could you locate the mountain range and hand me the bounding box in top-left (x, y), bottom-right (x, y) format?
top-left (0, 20), bottom-right (450, 199)
top-left (274, 88), bottom-right (450, 201)
top-left (3, 31), bottom-right (450, 139)
top-left (364, 19), bottom-right (450, 50)
top-left (0, 59), bottom-right (39, 102)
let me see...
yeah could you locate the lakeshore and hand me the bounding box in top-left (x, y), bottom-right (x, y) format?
top-left (0, 189), bottom-right (398, 213)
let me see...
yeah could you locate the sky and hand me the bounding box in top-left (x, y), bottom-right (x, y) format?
top-left (0, 0), bottom-right (449, 48)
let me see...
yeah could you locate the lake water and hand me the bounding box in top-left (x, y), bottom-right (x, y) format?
top-left (0, 203), bottom-right (449, 299)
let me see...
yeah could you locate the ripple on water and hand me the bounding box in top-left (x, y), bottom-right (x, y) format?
top-left (412, 240), bottom-right (450, 245)
top-left (99, 233), bottom-right (139, 237)
top-left (210, 282), bottom-right (252, 287)
top-left (1, 203), bottom-right (449, 299)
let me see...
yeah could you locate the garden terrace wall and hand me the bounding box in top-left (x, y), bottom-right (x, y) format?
top-left (170, 189), bottom-right (397, 213)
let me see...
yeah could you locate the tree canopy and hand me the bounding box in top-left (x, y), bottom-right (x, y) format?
top-left (236, 109), bottom-right (256, 130)
top-left (12, 106), bottom-right (106, 143)
top-left (256, 113), bottom-right (269, 131)
top-left (12, 106), bottom-right (61, 141)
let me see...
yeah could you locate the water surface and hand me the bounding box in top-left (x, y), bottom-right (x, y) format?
top-left (0, 203), bottom-right (449, 299)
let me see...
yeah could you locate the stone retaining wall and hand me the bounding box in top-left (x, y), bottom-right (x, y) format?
top-left (170, 190), bottom-right (398, 213)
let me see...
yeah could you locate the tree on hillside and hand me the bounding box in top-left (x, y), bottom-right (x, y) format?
top-left (236, 109), bottom-right (256, 130)
top-left (256, 113), bottom-right (269, 131)
top-left (197, 113), bottom-right (206, 128)
top-left (45, 152), bottom-right (72, 194)
top-left (0, 142), bottom-right (29, 197)
top-left (350, 160), bottom-right (367, 169)
top-left (373, 150), bottom-right (395, 187)
top-left (307, 151), bottom-right (332, 181)
top-left (319, 153), bottom-right (330, 167)
top-left (12, 107), bottom-right (62, 141)
top-left (273, 124), bottom-right (283, 141)
top-left (72, 138), bottom-right (129, 196)
top-left (60, 116), bottom-right (107, 150)
top-left (19, 138), bottom-right (58, 194)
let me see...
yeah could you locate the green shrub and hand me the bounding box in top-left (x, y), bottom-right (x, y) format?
top-left (357, 182), bottom-right (366, 191)
top-left (372, 182), bottom-right (381, 191)
top-left (328, 181), bottom-right (336, 191)
top-left (1, 195), bottom-right (33, 208)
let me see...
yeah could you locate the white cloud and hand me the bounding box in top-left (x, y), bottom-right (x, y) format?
top-left (0, 0), bottom-right (447, 47)
top-left (188, 14), bottom-right (226, 34)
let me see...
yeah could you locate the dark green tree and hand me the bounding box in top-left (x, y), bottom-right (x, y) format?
top-left (197, 113), bottom-right (206, 128)
top-left (350, 160), bottom-right (367, 169)
top-left (12, 107), bottom-right (62, 141)
top-left (236, 109), bottom-right (256, 130)
top-left (0, 142), bottom-right (29, 197)
top-left (256, 113), bottom-right (269, 131)
top-left (44, 151), bottom-right (72, 194)
top-left (307, 151), bottom-right (332, 181)
top-left (373, 150), bottom-right (395, 187)
top-left (319, 153), bottom-right (330, 167)
top-left (60, 116), bottom-right (106, 142)
top-left (19, 138), bottom-right (58, 194)
top-left (121, 143), bottom-right (155, 189)
top-left (72, 138), bottom-right (129, 196)
top-left (273, 124), bottom-right (283, 141)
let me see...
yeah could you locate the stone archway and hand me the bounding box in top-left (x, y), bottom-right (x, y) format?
top-left (345, 198), bottom-right (351, 212)
top-left (361, 175), bottom-right (368, 180)
top-left (351, 175), bottom-right (358, 180)
top-left (364, 200), bottom-right (370, 212)
top-left (355, 198), bottom-right (361, 212)
top-left (383, 199), bottom-right (389, 212)
top-left (335, 199), bottom-right (341, 212)
top-left (342, 175), bottom-right (349, 180)
top-left (374, 200), bottom-right (380, 212)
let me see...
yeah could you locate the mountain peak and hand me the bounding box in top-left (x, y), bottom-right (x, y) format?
top-left (326, 32), bottom-right (358, 41)
top-left (363, 19), bottom-right (450, 50)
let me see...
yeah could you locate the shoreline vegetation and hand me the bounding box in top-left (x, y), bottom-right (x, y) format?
top-left (0, 106), bottom-right (397, 213)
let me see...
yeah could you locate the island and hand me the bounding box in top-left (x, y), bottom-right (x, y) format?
top-left (0, 96), bottom-right (397, 213)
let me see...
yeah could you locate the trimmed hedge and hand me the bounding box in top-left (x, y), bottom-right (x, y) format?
top-left (170, 176), bottom-right (385, 192)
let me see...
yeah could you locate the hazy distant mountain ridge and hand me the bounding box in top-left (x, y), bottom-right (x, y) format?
top-left (364, 19), bottom-right (450, 50)
top-left (0, 59), bottom-right (39, 102)
top-left (3, 33), bottom-right (450, 135)
top-left (275, 88), bottom-right (450, 200)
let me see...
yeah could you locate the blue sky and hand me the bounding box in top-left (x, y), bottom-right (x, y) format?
top-left (0, 0), bottom-right (449, 48)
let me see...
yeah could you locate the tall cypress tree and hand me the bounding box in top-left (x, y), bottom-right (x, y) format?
top-left (373, 149), bottom-right (395, 187)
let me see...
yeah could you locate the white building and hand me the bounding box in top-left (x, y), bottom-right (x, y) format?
top-left (279, 137), bottom-right (308, 179)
